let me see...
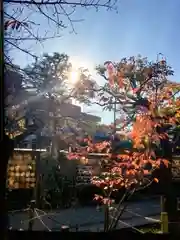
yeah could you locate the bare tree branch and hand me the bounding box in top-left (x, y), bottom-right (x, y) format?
top-left (5, 35), bottom-right (62, 41)
top-left (4, 0), bottom-right (118, 63)
top-left (5, 39), bottom-right (38, 59)
top-left (4, 0), bottom-right (117, 9)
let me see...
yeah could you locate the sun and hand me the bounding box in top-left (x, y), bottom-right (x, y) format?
top-left (68, 56), bottom-right (95, 84)
top-left (69, 70), bottom-right (79, 84)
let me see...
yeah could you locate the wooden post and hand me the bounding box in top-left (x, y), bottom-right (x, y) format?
top-left (161, 212), bottom-right (168, 233)
top-left (35, 151), bottom-right (41, 208)
top-left (160, 195), bottom-right (169, 233)
top-left (160, 195), bottom-right (166, 212)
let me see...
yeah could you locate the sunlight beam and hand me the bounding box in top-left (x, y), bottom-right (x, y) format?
top-left (69, 70), bottom-right (79, 85)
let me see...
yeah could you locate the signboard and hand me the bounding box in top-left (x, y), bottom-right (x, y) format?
top-left (7, 151), bottom-right (36, 189)
top-left (76, 165), bottom-right (92, 185)
top-left (172, 155), bottom-right (180, 182)
top-left (75, 153), bottom-right (109, 185)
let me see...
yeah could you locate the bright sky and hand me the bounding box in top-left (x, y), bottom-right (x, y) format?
top-left (9, 0), bottom-right (180, 124)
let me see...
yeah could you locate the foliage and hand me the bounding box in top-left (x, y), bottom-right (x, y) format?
top-left (24, 52), bottom-right (95, 103)
top-left (95, 55), bottom-right (177, 125)
top-left (68, 55), bottom-right (180, 232)
top-left (23, 53), bottom-right (96, 145)
top-left (40, 153), bottom-right (73, 208)
top-left (4, 67), bottom-right (31, 139)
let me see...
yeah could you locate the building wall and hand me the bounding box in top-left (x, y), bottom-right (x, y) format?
top-left (58, 102), bottom-right (81, 118)
top-left (5, 69), bottom-right (23, 98)
top-left (22, 97), bottom-right (101, 150)
top-left (28, 97), bottom-right (101, 126)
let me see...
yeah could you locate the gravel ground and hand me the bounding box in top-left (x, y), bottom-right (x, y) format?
top-left (8, 198), bottom-right (161, 231)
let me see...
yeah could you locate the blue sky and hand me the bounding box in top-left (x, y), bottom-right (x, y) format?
top-left (9, 0), bottom-right (180, 124)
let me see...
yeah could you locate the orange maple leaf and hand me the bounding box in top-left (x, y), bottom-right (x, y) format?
top-left (154, 178), bottom-right (159, 183)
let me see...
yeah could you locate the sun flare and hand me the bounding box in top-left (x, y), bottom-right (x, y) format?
top-left (69, 70), bottom-right (79, 84)
top-left (68, 56), bottom-right (94, 86)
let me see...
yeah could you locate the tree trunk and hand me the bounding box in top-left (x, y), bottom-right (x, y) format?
top-left (160, 138), bottom-right (180, 234)
top-left (1, 134), bottom-right (14, 235)
top-left (104, 204), bottom-right (109, 232)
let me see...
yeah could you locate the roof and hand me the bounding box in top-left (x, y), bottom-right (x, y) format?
top-left (80, 112), bottom-right (101, 123)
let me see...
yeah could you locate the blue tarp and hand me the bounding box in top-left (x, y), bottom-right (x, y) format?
top-left (115, 140), bottom-right (133, 149)
top-left (93, 135), bottom-right (111, 141)
top-left (93, 133), bottom-right (133, 149)
top-left (93, 131), bottom-right (111, 141)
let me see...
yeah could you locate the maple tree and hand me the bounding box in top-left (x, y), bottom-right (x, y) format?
top-left (68, 54), bottom-right (180, 232)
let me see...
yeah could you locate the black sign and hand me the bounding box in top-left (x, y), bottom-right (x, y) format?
top-left (172, 155), bottom-right (180, 181)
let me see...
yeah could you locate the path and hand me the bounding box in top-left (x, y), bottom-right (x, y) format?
top-left (9, 198), bottom-right (161, 231)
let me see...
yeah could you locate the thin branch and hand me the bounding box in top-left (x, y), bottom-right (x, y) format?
top-left (59, 4), bottom-right (76, 33)
top-left (108, 189), bottom-right (129, 230)
top-left (5, 39), bottom-right (38, 59)
top-left (4, 0), bottom-right (117, 10)
top-left (5, 35), bottom-right (62, 41)
top-left (4, 1), bottom-right (117, 62)
top-left (110, 188), bottom-right (135, 230)
top-left (4, 12), bottom-right (44, 44)
top-left (33, 0), bottom-right (66, 29)
top-left (94, 101), bottom-right (118, 107)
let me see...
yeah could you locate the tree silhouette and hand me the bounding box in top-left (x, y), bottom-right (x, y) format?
top-left (5, 52), bottom-right (97, 149)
